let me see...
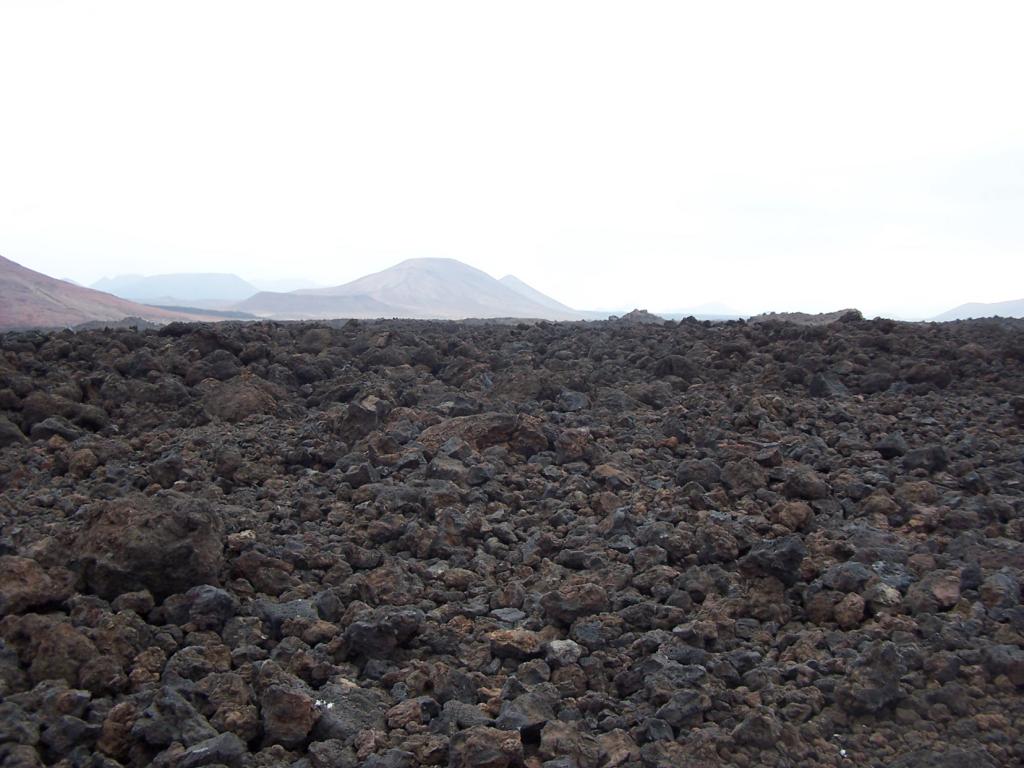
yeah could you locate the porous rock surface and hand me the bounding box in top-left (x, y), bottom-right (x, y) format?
top-left (0, 315), bottom-right (1022, 767)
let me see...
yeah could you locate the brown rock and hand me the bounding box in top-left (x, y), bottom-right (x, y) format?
top-left (539, 720), bottom-right (601, 768)
top-left (0, 556), bottom-right (74, 617)
top-left (833, 592), bottom-right (866, 629)
top-left (79, 654), bottom-right (129, 695)
top-left (0, 614), bottom-right (99, 687)
top-left (598, 729), bottom-right (640, 767)
top-left (360, 562), bottom-right (422, 606)
top-left (907, 570), bottom-right (962, 613)
top-left (489, 629), bottom-right (543, 660)
top-left (98, 701), bottom-right (139, 759)
top-left (860, 490), bottom-right (900, 519)
top-left (555, 428), bottom-right (593, 464)
top-left (202, 372), bottom-right (278, 422)
top-left (590, 464), bottom-right (635, 490)
top-left (261, 685), bottom-right (320, 748)
top-left (385, 696), bottom-right (439, 730)
top-left (722, 457), bottom-right (768, 496)
top-left (541, 583), bottom-right (610, 626)
top-left (448, 726), bottom-right (523, 768)
top-left (404, 733), bottom-right (449, 765)
top-left (68, 448), bottom-right (99, 478)
top-left (418, 412), bottom-right (548, 457)
top-left (929, 571), bottom-right (962, 609)
top-left (770, 501), bottom-right (813, 531)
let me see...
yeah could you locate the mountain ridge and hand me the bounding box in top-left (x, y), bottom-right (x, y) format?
top-left (932, 298), bottom-right (1024, 321)
top-left (92, 273), bottom-right (258, 302)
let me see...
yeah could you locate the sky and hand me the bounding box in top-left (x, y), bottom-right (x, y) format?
top-left (1, 1), bottom-right (1022, 319)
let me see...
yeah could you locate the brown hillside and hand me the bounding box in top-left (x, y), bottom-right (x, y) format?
top-left (0, 255), bottom-right (210, 330)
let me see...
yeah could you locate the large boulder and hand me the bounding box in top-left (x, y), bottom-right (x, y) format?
top-left (75, 493), bottom-right (225, 599)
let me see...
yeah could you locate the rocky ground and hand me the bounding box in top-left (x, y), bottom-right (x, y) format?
top-left (0, 315), bottom-right (1022, 768)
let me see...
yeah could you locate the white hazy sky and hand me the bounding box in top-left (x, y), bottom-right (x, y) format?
top-left (1, 1), bottom-right (1022, 319)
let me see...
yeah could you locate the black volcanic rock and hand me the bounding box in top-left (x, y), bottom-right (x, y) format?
top-left (0, 315), bottom-right (1021, 767)
top-left (75, 493), bottom-right (225, 599)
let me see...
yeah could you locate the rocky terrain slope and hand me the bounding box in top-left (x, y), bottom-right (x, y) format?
top-left (0, 315), bottom-right (1022, 768)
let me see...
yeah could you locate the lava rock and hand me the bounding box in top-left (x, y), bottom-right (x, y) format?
top-left (75, 492), bottom-right (225, 599)
top-left (739, 535), bottom-right (806, 586)
top-left (448, 726), bottom-right (523, 768)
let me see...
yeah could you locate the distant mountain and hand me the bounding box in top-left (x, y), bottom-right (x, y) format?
top-left (931, 299), bottom-right (1024, 321)
top-left (236, 258), bottom-right (587, 320)
top-left (91, 273), bottom-right (258, 302)
top-left (250, 278), bottom-right (322, 293)
top-left (234, 292), bottom-right (400, 320)
top-left (0, 255), bottom-right (207, 330)
top-left (498, 275), bottom-right (577, 314)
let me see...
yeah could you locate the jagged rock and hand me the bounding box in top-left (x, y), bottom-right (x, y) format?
top-left (131, 687), bottom-right (218, 747)
top-left (783, 467), bottom-right (830, 500)
top-left (177, 731), bottom-right (247, 768)
top-left (495, 687), bottom-right (557, 735)
top-left (541, 584), bottom-right (610, 626)
top-left (875, 432), bottom-right (908, 459)
top-left (721, 457), bottom-right (767, 495)
top-left (738, 535), bottom-right (806, 586)
top-left (545, 639), bottom-right (584, 667)
top-left (311, 683), bottom-right (390, 744)
top-left (836, 641), bottom-right (906, 714)
top-left (903, 445), bottom-right (949, 473)
top-left (344, 607), bottom-right (424, 658)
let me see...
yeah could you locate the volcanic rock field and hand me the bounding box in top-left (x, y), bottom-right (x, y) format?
top-left (0, 315), bottom-right (1022, 768)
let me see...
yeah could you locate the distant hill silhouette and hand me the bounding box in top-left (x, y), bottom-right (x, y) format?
top-left (498, 275), bottom-right (577, 315)
top-left (92, 273), bottom-right (258, 303)
top-left (0, 255), bottom-right (208, 330)
top-left (236, 258), bottom-right (587, 320)
top-left (932, 299), bottom-right (1024, 321)
top-left (250, 278), bottom-right (322, 293)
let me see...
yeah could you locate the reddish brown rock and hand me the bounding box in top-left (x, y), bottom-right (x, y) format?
top-left (418, 412), bottom-right (548, 457)
top-left (448, 726), bottom-right (523, 768)
top-left (201, 372), bottom-right (279, 422)
top-left (0, 556), bottom-right (74, 617)
top-left (489, 629), bottom-right (543, 660)
top-left (260, 685), bottom-right (320, 748)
